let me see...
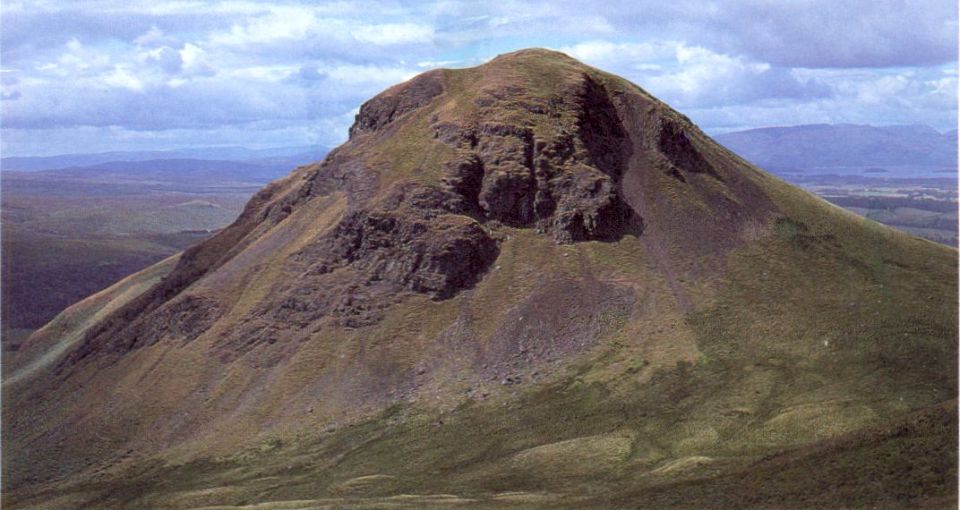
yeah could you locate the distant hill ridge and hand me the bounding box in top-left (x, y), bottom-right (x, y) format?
top-left (36, 158), bottom-right (299, 183)
top-left (715, 123), bottom-right (957, 173)
top-left (1, 145), bottom-right (329, 172)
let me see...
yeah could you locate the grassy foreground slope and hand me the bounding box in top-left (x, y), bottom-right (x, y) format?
top-left (3, 49), bottom-right (956, 510)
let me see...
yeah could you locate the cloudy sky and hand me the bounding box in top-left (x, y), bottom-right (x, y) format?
top-left (1, 0), bottom-right (957, 156)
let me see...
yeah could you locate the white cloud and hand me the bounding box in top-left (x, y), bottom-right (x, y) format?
top-left (210, 6), bottom-right (323, 46)
top-left (652, 44), bottom-right (770, 103)
top-left (1, 0), bottom-right (955, 156)
top-left (563, 40), bottom-right (669, 65)
top-left (140, 46), bottom-right (182, 74)
top-left (206, 7), bottom-right (434, 49)
top-left (323, 63), bottom-right (418, 85)
top-left (416, 59), bottom-right (460, 68)
top-left (855, 75), bottom-right (910, 104)
top-left (352, 23), bottom-right (435, 45)
top-left (38, 39), bottom-right (112, 77)
top-left (134, 26), bottom-right (177, 48)
top-left (229, 65), bottom-right (299, 83)
top-left (101, 66), bottom-right (144, 91)
top-left (178, 43), bottom-right (215, 76)
top-left (563, 40), bottom-right (829, 108)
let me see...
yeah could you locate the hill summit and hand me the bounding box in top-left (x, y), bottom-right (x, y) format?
top-left (4, 48), bottom-right (957, 509)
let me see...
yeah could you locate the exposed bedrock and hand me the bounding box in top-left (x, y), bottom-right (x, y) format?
top-left (63, 69), bottom-right (733, 364)
top-left (213, 185), bottom-right (501, 357)
top-left (657, 117), bottom-right (720, 180)
top-left (348, 71), bottom-right (444, 139)
top-left (435, 73), bottom-right (641, 243)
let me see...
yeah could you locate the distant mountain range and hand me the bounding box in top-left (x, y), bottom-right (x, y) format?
top-left (0, 145), bottom-right (329, 172)
top-left (11, 158), bottom-right (298, 187)
top-left (6, 127), bottom-right (954, 181)
top-left (714, 124), bottom-right (957, 178)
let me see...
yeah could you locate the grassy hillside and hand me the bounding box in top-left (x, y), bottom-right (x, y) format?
top-left (7, 213), bottom-right (955, 509)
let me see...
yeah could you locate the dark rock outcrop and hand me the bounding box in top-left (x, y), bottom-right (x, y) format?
top-left (549, 166), bottom-right (635, 243)
top-left (303, 188), bottom-right (499, 301)
top-left (441, 154), bottom-right (485, 215)
top-left (348, 72), bottom-right (444, 139)
top-left (213, 184), bottom-right (500, 356)
top-left (658, 118), bottom-right (720, 180)
top-left (431, 73), bottom-right (638, 243)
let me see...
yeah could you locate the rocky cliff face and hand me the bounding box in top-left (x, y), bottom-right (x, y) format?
top-left (61, 53), bottom-right (679, 367)
top-left (5, 49), bottom-right (956, 510)
top-left (63, 51), bottom-right (774, 370)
